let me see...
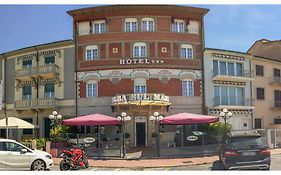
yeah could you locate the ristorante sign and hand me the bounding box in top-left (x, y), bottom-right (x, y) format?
top-left (112, 93), bottom-right (170, 104)
top-left (119, 58), bottom-right (164, 65)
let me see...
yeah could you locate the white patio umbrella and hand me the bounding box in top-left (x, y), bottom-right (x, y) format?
top-left (0, 117), bottom-right (35, 129)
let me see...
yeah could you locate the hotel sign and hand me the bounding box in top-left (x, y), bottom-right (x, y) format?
top-left (112, 93), bottom-right (170, 104)
top-left (119, 58), bottom-right (164, 65)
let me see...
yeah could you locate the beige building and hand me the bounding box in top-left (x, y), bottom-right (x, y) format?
top-left (204, 48), bottom-right (254, 130)
top-left (248, 39), bottom-right (281, 129)
top-left (0, 40), bottom-right (75, 138)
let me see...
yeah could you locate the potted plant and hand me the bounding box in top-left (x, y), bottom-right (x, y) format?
top-left (49, 124), bottom-right (70, 157)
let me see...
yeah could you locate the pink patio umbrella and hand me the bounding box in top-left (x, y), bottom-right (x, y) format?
top-left (161, 112), bottom-right (219, 125)
top-left (63, 113), bottom-right (121, 126)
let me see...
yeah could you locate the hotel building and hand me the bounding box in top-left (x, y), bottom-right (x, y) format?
top-left (68, 5), bottom-right (208, 147)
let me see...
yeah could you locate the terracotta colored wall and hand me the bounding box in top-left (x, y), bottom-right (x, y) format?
top-left (194, 79), bottom-right (201, 96)
top-left (100, 44), bottom-right (106, 59)
top-left (79, 81), bottom-right (86, 97)
top-left (149, 42), bottom-right (155, 58)
top-left (158, 42), bottom-right (171, 58)
top-left (147, 78), bottom-right (182, 96)
top-left (157, 17), bottom-right (170, 32)
top-left (108, 18), bottom-right (122, 32)
top-left (98, 79), bottom-right (134, 96)
top-left (109, 43), bottom-right (122, 58)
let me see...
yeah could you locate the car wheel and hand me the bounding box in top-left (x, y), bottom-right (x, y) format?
top-left (31, 159), bottom-right (46, 171)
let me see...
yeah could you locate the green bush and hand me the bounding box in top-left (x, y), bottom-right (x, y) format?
top-left (50, 124), bottom-right (70, 142)
top-left (202, 122), bottom-right (232, 135)
top-left (35, 138), bottom-right (46, 150)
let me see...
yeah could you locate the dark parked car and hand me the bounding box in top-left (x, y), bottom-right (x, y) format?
top-left (219, 130), bottom-right (271, 170)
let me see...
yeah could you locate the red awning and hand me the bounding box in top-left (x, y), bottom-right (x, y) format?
top-left (161, 112), bottom-right (219, 125)
top-left (63, 114), bottom-right (121, 126)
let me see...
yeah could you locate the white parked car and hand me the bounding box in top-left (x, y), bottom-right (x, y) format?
top-left (0, 139), bottom-right (53, 171)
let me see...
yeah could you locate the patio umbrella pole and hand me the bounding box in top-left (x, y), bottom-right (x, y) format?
top-left (5, 116), bottom-right (8, 139)
top-left (98, 125), bottom-right (101, 158)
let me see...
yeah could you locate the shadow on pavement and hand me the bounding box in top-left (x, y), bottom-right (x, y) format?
top-left (211, 160), bottom-right (225, 170)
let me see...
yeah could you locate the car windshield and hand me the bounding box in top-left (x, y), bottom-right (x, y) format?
top-left (227, 136), bottom-right (266, 150)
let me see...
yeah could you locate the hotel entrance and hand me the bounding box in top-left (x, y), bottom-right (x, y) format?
top-left (135, 117), bottom-right (147, 147)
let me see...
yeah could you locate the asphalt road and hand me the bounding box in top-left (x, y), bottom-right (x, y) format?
top-left (51, 154), bottom-right (281, 171)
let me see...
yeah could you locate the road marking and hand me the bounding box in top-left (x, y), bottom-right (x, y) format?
top-left (164, 167), bottom-right (171, 171)
top-left (114, 168), bottom-right (120, 171)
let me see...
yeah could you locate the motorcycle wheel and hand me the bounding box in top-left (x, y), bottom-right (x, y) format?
top-left (59, 161), bottom-right (71, 171)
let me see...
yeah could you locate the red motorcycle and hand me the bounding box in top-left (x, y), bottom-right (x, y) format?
top-left (59, 144), bottom-right (90, 171)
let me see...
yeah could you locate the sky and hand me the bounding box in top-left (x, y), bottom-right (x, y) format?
top-left (0, 4), bottom-right (280, 53)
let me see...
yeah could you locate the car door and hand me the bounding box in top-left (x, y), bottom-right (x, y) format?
top-left (5, 141), bottom-right (31, 170)
top-left (0, 142), bottom-right (7, 169)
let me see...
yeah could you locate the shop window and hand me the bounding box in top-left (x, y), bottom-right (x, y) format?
top-left (85, 45), bottom-right (98, 60)
top-left (181, 44), bottom-right (193, 59)
top-left (133, 42), bottom-right (147, 58)
top-left (87, 80), bottom-right (98, 97)
top-left (141, 18), bottom-right (154, 32)
top-left (182, 80), bottom-right (194, 96)
top-left (125, 18), bottom-right (137, 32)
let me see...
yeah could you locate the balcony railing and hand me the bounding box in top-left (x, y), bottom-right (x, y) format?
top-left (213, 69), bottom-right (253, 78)
top-left (272, 100), bottom-right (281, 109)
top-left (213, 96), bottom-right (254, 107)
top-left (269, 76), bottom-right (281, 84)
top-left (15, 98), bottom-right (57, 109)
top-left (16, 64), bottom-right (59, 78)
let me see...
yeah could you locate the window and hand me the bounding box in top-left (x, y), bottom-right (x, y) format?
top-left (22, 60), bottom-right (32, 68)
top-left (213, 60), bottom-right (244, 77)
top-left (141, 18), bottom-right (154, 31)
top-left (274, 90), bottom-right (281, 108)
top-left (214, 86), bottom-right (245, 106)
top-left (187, 20), bottom-right (199, 34)
top-left (125, 18), bottom-right (137, 32)
top-left (172, 19), bottom-right (184, 32)
top-left (256, 65), bottom-right (264, 76)
top-left (45, 56), bottom-right (55, 65)
top-left (274, 119), bottom-right (281, 124)
top-left (274, 68), bottom-right (281, 77)
top-left (256, 88), bottom-right (265, 100)
top-left (134, 78), bottom-right (147, 94)
top-left (133, 43), bottom-right (147, 58)
top-left (79, 126), bottom-right (91, 134)
top-left (22, 85), bottom-right (32, 100)
top-left (93, 20), bottom-right (106, 34)
top-left (78, 21), bottom-right (90, 35)
top-left (4, 142), bottom-right (25, 152)
top-left (181, 44), bottom-right (193, 59)
top-left (23, 118), bottom-right (33, 135)
top-left (182, 80), bottom-right (194, 96)
top-left (44, 83), bottom-right (54, 98)
top-left (87, 81), bottom-right (98, 97)
top-left (85, 45), bottom-right (98, 60)
top-left (254, 119), bottom-right (262, 129)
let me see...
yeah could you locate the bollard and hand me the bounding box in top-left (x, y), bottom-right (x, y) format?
top-left (46, 141), bottom-right (51, 153)
top-left (31, 140), bottom-right (37, 150)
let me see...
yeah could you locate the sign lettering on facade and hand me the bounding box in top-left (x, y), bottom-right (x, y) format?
top-left (112, 93), bottom-right (170, 104)
top-left (119, 58), bottom-right (164, 65)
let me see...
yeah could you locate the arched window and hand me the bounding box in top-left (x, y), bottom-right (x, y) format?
top-left (125, 18), bottom-right (137, 32)
top-left (181, 44), bottom-right (193, 59)
top-left (86, 80), bottom-right (98, 97)
top-left (182, 80), bottom-right (194, 96)
top-left (141, 18), bottom-right (154, 32)
top-left (93, 20), bottom-right (106, 34)
top-left (133, 42), bottom-right (147, 58)
top-left (85, 45), bottom-right (98, 60)
top-left (134, 78), bottom-right (147, 94)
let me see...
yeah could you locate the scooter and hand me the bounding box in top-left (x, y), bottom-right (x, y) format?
top-left (59, 144), bottom-right (90, 171)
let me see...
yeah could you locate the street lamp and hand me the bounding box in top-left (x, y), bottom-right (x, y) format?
top-left (219, 108), bottom-right (232, 140)
top-left (117, 112), bottom-right (131, 158)
top-left (48, 110), bottom-right (62, 149)
top-left (150, 112), bottom-right (164, 157)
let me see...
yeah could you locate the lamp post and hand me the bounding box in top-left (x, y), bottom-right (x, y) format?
top-left (117, 112), bottom-right (131, 158)
top-left (219, 108), bottom-right (232, 139)
top-left (150, 112), bottom-right (163, 157)
top-left (48, 111), bottom-right (62, 149)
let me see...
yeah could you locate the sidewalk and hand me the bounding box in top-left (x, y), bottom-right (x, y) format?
top-left (53, 148), bottom-right (281, 168)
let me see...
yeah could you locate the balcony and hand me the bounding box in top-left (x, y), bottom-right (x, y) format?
top-left (212, 69), bottom-right (253, 82)
top-left (15, 98), bottom-right (58, 110)
top-left (213, 96), bottom-right (255, 109)
top-left (16, 64), bottom-right (59, 80)
top-left (269, 76), bottom-right (281, 85)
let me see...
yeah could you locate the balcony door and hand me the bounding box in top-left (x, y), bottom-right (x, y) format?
top-left (44, 83), bottom-right (54, 98)
top-left (274, 90), bottom-right (281, 108)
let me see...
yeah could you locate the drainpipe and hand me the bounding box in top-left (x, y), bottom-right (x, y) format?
top-left (74, 20), bottom-right (78, 118)
top-left (34, 46), bottom-right (39, 137)
top-left (200, 17), bottom-right (206, 114)
top-left (249, 59), bottom-right (253, 129)
top-left (2, 54), bottom-right (8, 138)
